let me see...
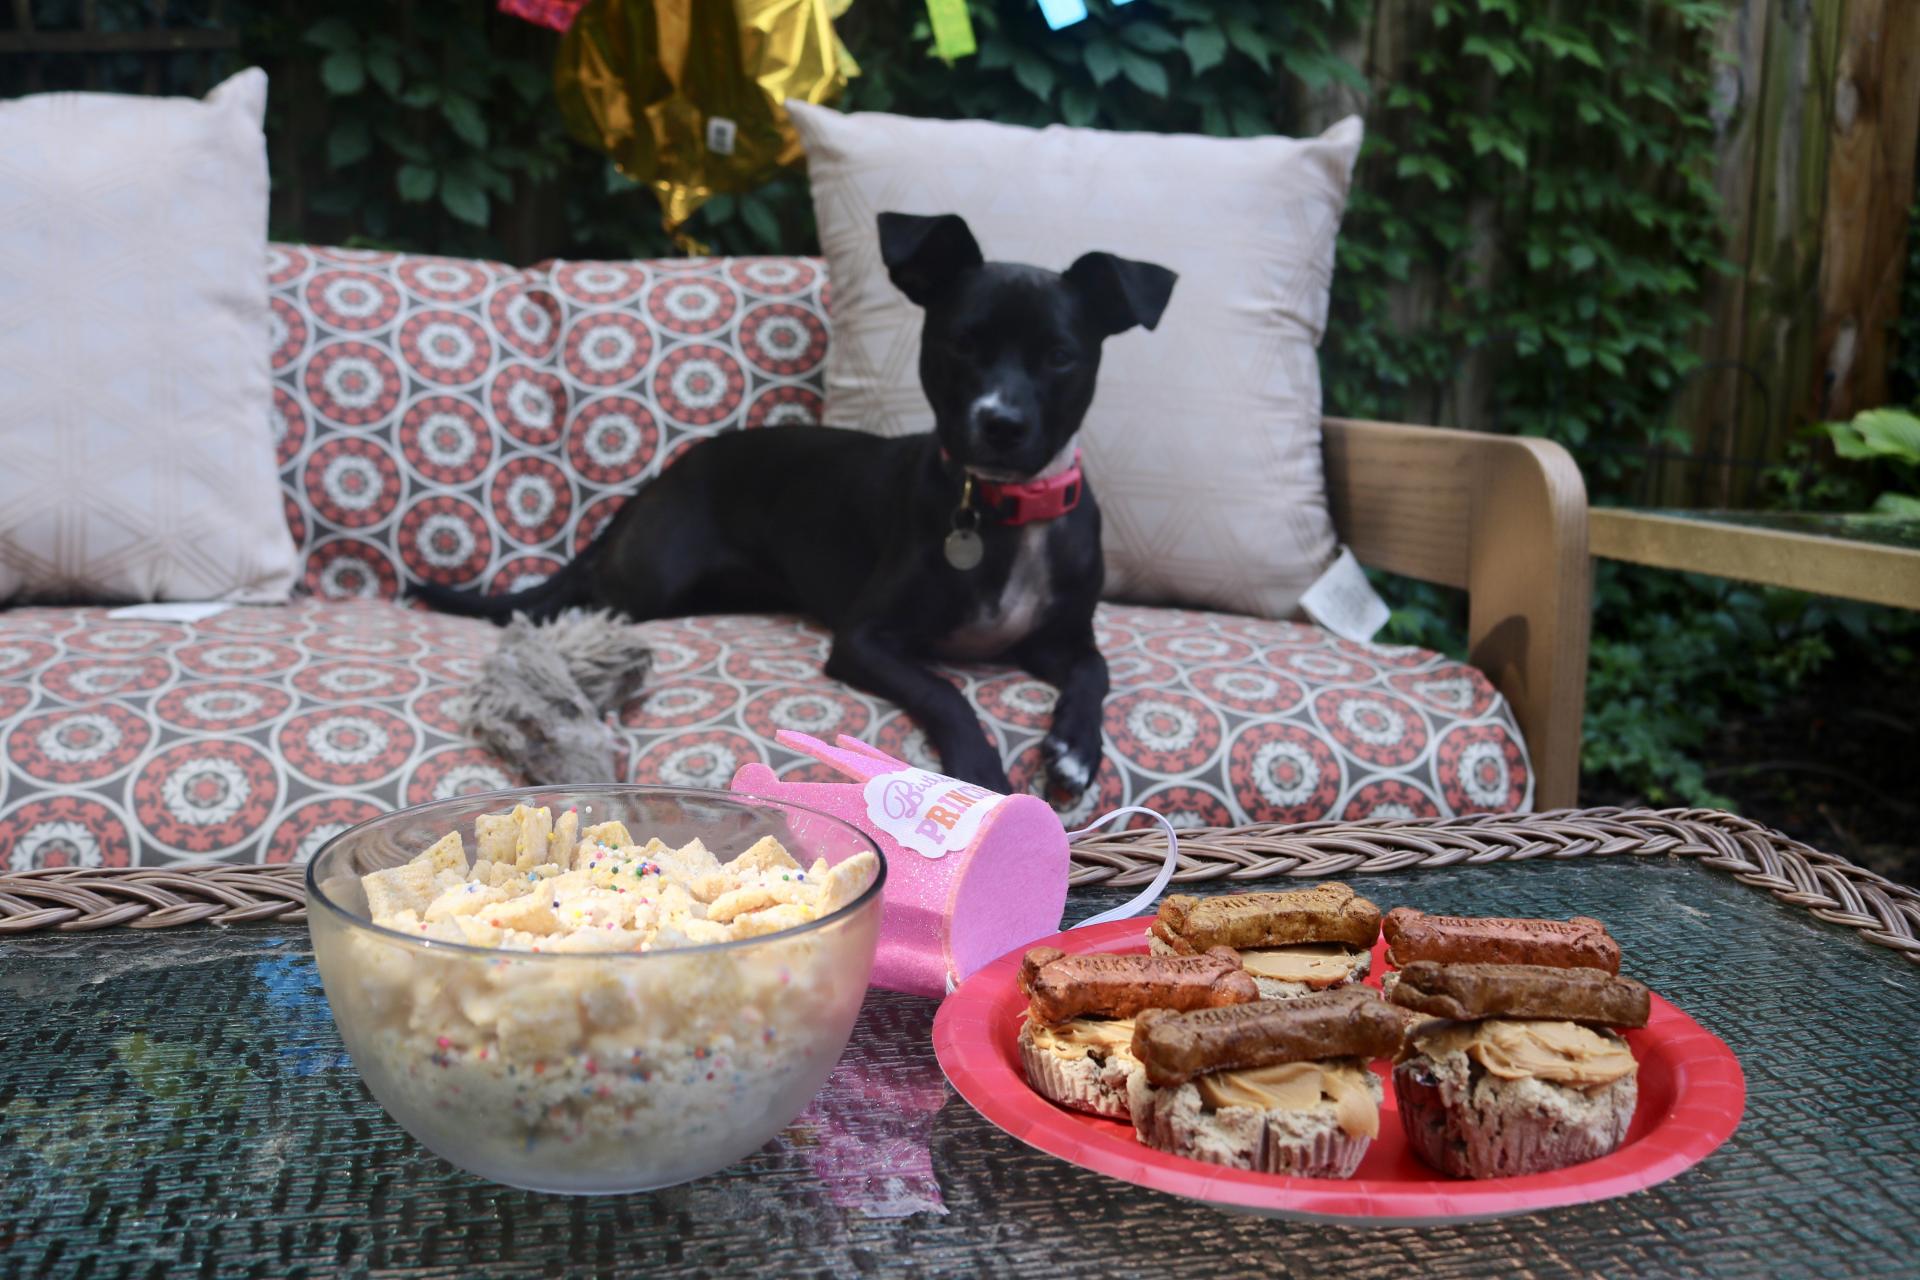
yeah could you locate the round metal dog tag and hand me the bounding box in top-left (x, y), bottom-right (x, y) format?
top-left (944, 528), bottom-right (984, 570)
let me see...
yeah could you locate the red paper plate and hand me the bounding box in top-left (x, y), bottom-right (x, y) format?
top-left (933, 919), bottom-right (1744, 1224)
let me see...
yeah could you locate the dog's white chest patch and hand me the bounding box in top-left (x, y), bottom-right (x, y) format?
top-left (936, 524), bottom-right (1052, 661)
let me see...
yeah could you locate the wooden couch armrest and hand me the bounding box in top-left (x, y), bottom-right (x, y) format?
top-left (1320, 417), bottom-right (1590, 808)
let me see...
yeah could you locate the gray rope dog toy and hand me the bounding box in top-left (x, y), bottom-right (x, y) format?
top-left (461, 610), bottom-right (653, 784)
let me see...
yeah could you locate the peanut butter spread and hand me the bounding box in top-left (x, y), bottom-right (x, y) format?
top-left (1414, 1019), bottom-right (1636, 1088)
top-left (1239, 945), bottom-right (1361, 986)
top-left (1195, 1060), bottom-right (1378, 1138)
top-left (1026, 1017), bottom-right (1137, 1062)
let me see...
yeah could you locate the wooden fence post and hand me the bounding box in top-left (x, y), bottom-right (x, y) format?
top-left (1666, 0), bottom-right (1772, 507)
top-left (1809, 0), bottom-right (1920, 423)
top-left (1727, 0), bottom-right (1848, 500)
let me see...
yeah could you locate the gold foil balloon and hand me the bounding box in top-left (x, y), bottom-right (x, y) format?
top-left (555, 0), bottom-right (854, 243)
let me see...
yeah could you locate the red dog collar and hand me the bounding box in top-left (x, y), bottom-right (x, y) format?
top-left (947, 451), bottom-right (1084, 526)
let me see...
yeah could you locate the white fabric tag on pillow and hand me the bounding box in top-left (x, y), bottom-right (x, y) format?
top-left (107, 602), bottom-right (233, 623)
top-left (1298, 547), bottom-right (1390, 642)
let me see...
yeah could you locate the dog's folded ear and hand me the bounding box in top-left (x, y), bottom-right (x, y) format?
top-left (1064, 252), bottom-right (1179, 336)
top-left (878, 212), bottom-right (984, 306)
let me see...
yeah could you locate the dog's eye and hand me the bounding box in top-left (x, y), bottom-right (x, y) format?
top-left (1046, 346), bottom-right (1076, 369)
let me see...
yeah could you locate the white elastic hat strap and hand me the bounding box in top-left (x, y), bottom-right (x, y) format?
top-left (1067, 807), bottom-right (1181, 929)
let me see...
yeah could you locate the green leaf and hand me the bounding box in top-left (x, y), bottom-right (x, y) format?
top-left (1461, 34), bottom-right (1528, 77)
top-left (741, 196), bottom-right (781, 248)
top-left (1846, 408), bottom-right (1920, 463)
top-left (1084, 40), bottom-right (1122, 87)
top-left (1118, 21), bottom-right (1180, 54)
top-left (305, 186), bottom-right (360, 219)
top-left (1221, 17), bottom-right (1273, 73)
top-left (1869, 492), bottom-right (1920, 517)
top-left (1012, 51), bottom-right (1056, 102)
top-left (366, 51), bottom-right (402, 96)
top-left (506, 63), bottom-right (550, 105)
top-left (1118, 49), bottom-right (1170, 97)
top-left (604, 160), bottom-right (642, 193)
top-left (1060, 84), bottom-right (1098, 127)
top-left (441, 95), bottom-right (489, 149)
top-left (468, 160), bottom-right (513, 201)
top-left (321, 51), bottom-right (365, 96)
top-left (396, 164), bottom-right (437, 203)
top-left (1181, 27), bottom-right (1227, 75)
top-left (1565, 243), bottom-right (1597, 272)
top-left (440, 172), bottom-right (489, 227)
top-left (378, 126), bottom-right (430, 164)
top-left (1229, 103), bottom-right (1270, 137)
top-left (1280, 47), bottom-right (1334, 91)
top-left (1528, 25), bottom-right (1604, 68)
top-left (304, 18), bottom-right (359, 52)
top-left (1393, 153), bottom-right (1455, 191)
top-left (327, 119), bottom-right (372, 170)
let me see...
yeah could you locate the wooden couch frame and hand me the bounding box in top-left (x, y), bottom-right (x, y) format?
top-left (1324, 418), bottom-right (1590, 807)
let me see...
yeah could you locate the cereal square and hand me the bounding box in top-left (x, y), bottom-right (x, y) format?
top-left (581, 820), bottom-right (634, 852)
top-left (362, 861), bottom-right (439, 920)
top-left (652, 838), bottom-right (723, 885)
top-left (728, 903), bottom-right (815, 939)
top-left (514, 805), bottom-right (554, 870)
top-left (423, 881), bottom-right (509, 922)
top-left (414, 830), bottom-right (468, 878)
top-left (552, 809), bottom-right (580, 869)
top-left (731, 836), bottom-right (800, 875)
top-left (474, 812), bottom-right (518, 863)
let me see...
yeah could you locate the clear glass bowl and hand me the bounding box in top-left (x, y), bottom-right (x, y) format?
top-left (305, 785), bottom-right (886, 1195)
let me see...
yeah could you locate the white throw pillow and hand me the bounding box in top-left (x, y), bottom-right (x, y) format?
top-left (0, 69), bottom-right (297, 604)
top-left (789, 103), bottom-right (1362, 620)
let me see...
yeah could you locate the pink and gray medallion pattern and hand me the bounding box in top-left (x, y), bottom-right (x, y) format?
top-left (0, 601), bottom-right (1529, 869)
top-left (270, 246), bottom-right (830, 601)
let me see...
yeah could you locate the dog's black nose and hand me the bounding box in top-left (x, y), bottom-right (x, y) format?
top-left (974, 405), bottom-right (1029, 452)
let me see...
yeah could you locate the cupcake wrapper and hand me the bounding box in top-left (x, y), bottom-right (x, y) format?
top-left (1394, 1058), bottom-right (1637, 1179)
top-left (1020, 1036), bottom-right (1131, 1120)
top-left (1265, 1125), bottom-right (1372, 1179)
top-left (1130, 1077), bottom-right (1372, 1179)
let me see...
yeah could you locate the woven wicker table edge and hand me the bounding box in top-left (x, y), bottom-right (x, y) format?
top-left (3, 807), bottom-right (1915, 962)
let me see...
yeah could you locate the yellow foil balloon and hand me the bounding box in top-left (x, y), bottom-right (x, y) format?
top-left (555, 0), bottom-right (853, 242)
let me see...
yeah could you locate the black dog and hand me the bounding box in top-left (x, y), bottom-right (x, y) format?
top-left (423, 213), bottom-right (1176, 797)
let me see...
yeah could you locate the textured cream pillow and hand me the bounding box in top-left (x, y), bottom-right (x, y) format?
top-left (0, 69), bottom-right (297, 604)
top-left (790, 104), bottom-right (1362, 620)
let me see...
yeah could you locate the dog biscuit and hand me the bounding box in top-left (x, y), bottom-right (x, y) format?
top-left (1389, 961), bottom-right (1649, 1027)
top-left (1023, 947), bottom-right (1259, 1025)
top-left (1381, 908), bottom-right (1621, 972)
top-left (1152, 885), bottom-right (1381, 953)
top-left (1132, 988), bottom-right (1404, 1086)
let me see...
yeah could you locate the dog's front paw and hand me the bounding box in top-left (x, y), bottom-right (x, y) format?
top-left (938, 741), bottom-right (1013, 793)
top-left (1041, 734), bottom-right (1098, 803)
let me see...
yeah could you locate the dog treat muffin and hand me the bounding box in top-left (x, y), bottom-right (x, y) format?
top-left (1150, 885), bottom-right (1381, 999)
top-left (341, 803), bottom-right (880, 1171)
top-left (1125, 988), bottom-right (1403, 1177)
top-left (1388, 948), bottom-right (1651, 1179)
top-left (1018, 946), bottom-right (1257, 1119)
